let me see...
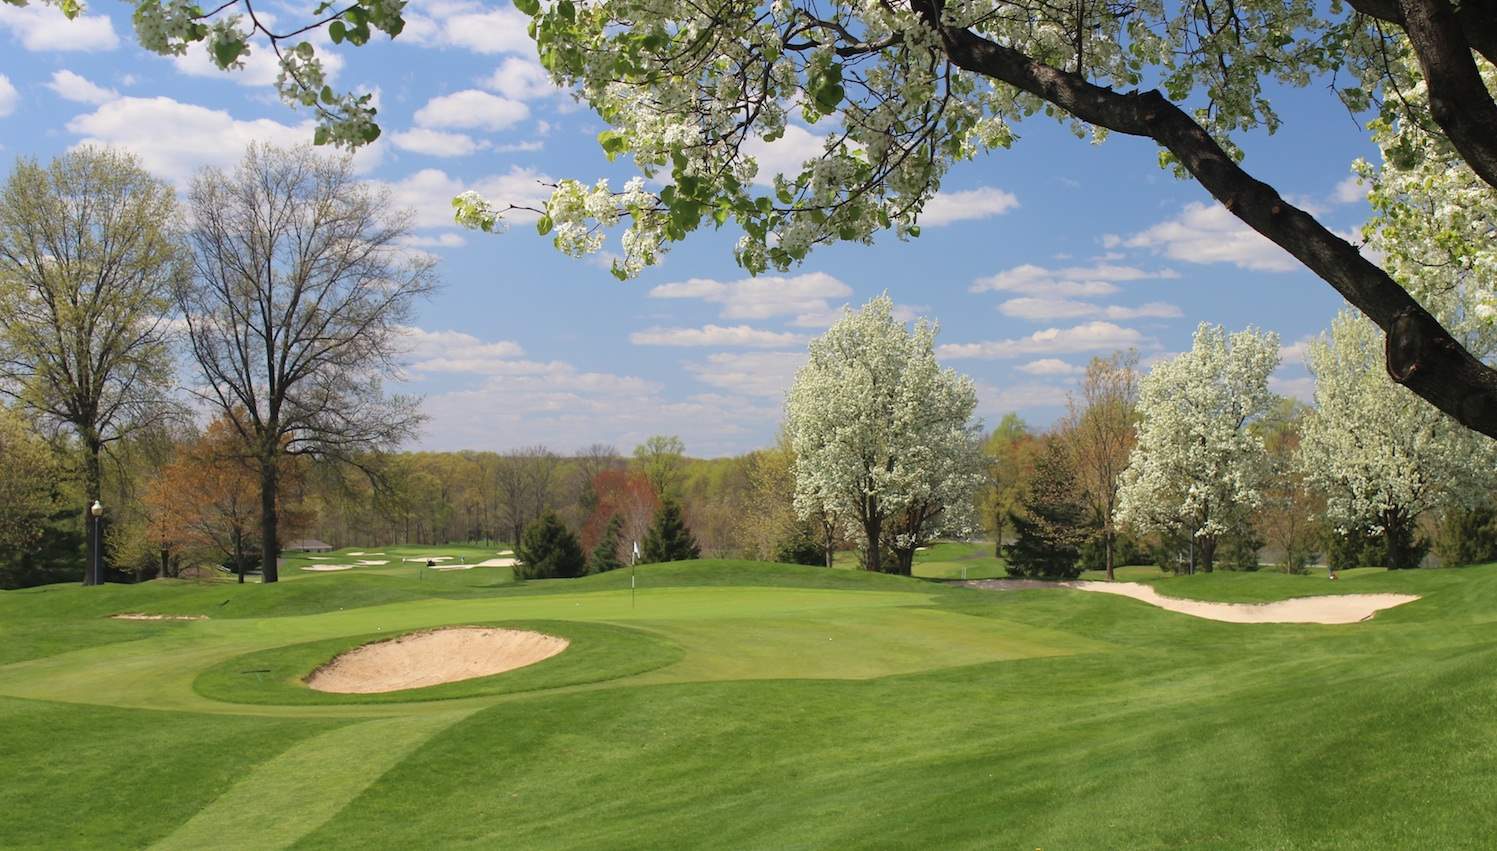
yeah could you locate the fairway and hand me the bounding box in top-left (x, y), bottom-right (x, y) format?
top-left (4, 559), bottom-right (1497, 848)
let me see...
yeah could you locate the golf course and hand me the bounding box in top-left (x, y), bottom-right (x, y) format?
top-left (4, 550), bottom-right (1495, 849)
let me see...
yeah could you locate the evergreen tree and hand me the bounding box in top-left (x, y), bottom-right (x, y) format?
top-left (642, 499), bottom-right (700, 563)
top-left (590, 514), bottom-right (626, 574)
top-left (1004, 441), bottom-right (1089, 580)
top-left (517, 511), bottom-right (586, 579)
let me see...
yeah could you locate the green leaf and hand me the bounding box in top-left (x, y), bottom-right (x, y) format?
top-left (513, 0), bottom-right (540, 15)
top-left (313, 126), bottom-right (330, 146)
top-left (329, 20), bottom-right (346, 43)
top-left (361, 123), bottom-right (381, 143)
top-left (557, 0), bottom-right (575, 21)
top-left (536, 214), bottom-right (554, 236)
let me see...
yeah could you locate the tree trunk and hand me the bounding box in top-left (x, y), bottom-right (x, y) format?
top-left (822, 519), bottom-right (835, 568)
top-left (1104, 530), bottom-right (1115, 582)
top-left (862, 517), bottom-right (883, 572)
top-left (1384, 508), bottom-right (1421, 569)
top-left (160, 546), bottom-right (170, 580)
top-left (1198, 535), bottom-right (1218, 574)
top-left (234, 529), bottom-right (246, 585)
top-left (890, 547), bottom-right (915, 576)
top-left (259, 458), bottom-right (280, 583)
top-left (82, 436), bottom-right (103, 586)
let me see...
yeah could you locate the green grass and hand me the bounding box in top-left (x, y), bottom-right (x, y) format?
top-left (5, 554), bottom-right (1497, 847)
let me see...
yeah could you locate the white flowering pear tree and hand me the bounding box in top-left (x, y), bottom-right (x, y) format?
top-left (1298, 311), bottom-right (1495, 568)
top-left (1115, 323), bottom-right (1279, 572)
top-left (39, 0), bottom-right (1497, 437)
top-left (1356, 58), bottom-right (1497, 359)
top-left (785, 295), bottom-right (983, 575)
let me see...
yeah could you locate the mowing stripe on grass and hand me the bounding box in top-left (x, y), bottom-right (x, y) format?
top-left (151, 710), bottom-right (474, 851)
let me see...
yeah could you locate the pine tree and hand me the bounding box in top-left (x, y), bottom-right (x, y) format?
top-left (517, 511), bottom-right (586, 579)
top-left (1004, 440), bottom-right (1090, 580)
top-left (641, 499), bottom-right (700, 563)
top-left (590, 514), bottom-right (625, 573)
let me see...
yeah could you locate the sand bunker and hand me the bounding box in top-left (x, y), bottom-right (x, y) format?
top-left (307, 556), bottom-right (331, 561)
top-left (302, 564), bottom-right (355, 572)
top-left (476, 557), bottom-right (517, 567)
top-left (306, 627), bottom-right (569, 693)
top-left (498, 549), bottom-right (514, 556)
top-left (357, 560), bottom-right (390, 565)
top-left (963, 579), bottom-right (1419, 624)
top-left (111, 612), bottom-right (209, 621)
top-left (428, 563), bottom-right (474, 571)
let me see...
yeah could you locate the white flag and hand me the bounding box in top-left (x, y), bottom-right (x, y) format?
top-left (632, 541), bottom-right (641, 560)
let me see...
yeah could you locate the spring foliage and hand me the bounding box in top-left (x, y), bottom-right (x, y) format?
top-left (785, 295), bottom-right (982, 574)
top-left (1115, 324), bottom-right (1278, 568)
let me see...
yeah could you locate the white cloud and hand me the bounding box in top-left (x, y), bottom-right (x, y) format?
top-left (1016, 358), bottom-right (1083, 377)
top-left (684, 351), bottom-right (807, 398)
top-left (172, 36), bottom-right (344, 88)
top-left (1278, 335), bottom-right (1315, 365)
top-left (414, 89), bottom-right (528, 131)
top-left (397, 232), bottom-right (467, 249)
top-left (401, 327), bottom-right (527, 373)
top-left (630, 325), bottom-right (809, 348)
top-left (404, 0), bottom-right (533, 54)
top-left (66, 96), bottom-right (383, 185)
top-left (974, 381), bottom-right (1072, 415)
top-left (1270, 373), bottom-right (1315, 402)
top-left (999, 297), bottom-right (1183, 322)
top-left (46, 69), bottom-right (116, 104)
top-left (1125, 202), bottom-right (1298, 272)
top-left (649, 272), bottom-right (853, 321)
top-left (0, 75), bottom-right (16, 118)
top-left (971, 262), bottom-right (1170, 297)
top-left (939, 322), bottom-right (1152, 360)
top-left (0, 2), bottom-right (119, 51)
top-left (392, 127), bottom-right (489, 157)
top-left (1333, 176), bottom-right (1366, 205)
top-left (484, 57), bottom-right (558, 100)
top-left (919, 187), bottom-right (1019, 226)
top-left (375, 166), bottom-right (550, 229)
top-left (742, 125), bottom-right (825, 186)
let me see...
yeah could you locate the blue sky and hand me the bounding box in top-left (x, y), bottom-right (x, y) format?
top-left (0, 0), bottom-right (1373, 456)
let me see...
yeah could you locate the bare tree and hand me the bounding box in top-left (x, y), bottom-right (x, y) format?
top-left (178, 144), bottom-right (435, 582)
top-left (1063, 351), bottom-right (1139, 582)
top-left (495, 445), bottom-right (561, 546)
top-left (0, 147), bottom-right (183, 584)
top-left (572, 443), bottom-right (621, 515)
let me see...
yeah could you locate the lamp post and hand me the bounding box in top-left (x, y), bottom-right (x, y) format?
top-left (88, 499), bottom-right (104, 586)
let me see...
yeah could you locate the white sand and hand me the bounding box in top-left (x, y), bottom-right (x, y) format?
top-left (497, 550), bottom-right (514, 556)
top-left (476, 557), bottom-right (517, 567)
top-left (357, 560), bottom-right (390, 565)
top-left (401, 556), bottom-right (455, 563)
top-left (963, 579), bottom-right (1419, 624)
top-left (307, 556), bottom-right (331, 561)
top-left (302, 564), bottom-right (355, 572)
top-left (428, 563), bottom-right (474, 571)
top-left (306, 627), bottom-right (569, 693)
top-left (111, 613), bottom-right (209, 621)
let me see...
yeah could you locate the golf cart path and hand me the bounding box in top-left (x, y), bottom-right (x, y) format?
top-left (962, 579), bottom-right (1419, 624)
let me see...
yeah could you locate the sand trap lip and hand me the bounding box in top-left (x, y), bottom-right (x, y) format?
top-left (111, 612), bottom-right (209, 621)
top-left (302, 564), bottom-right (355, 572)
top-left (962, 579), bottom-right (1420, 624)
top-left (305, 627), bottom-right (569, 693)
top-left (476, 557), bottom-right (517, 567)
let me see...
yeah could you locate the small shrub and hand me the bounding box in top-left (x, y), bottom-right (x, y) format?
top-left (517, 511), bottom-right (586, 579)
top-left (641, 499), bottom-right (700, 563)
top-left (589, 514), bottom-right (626, 574)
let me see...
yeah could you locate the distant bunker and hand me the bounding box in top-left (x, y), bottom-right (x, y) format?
top-left (305, 627), bottom-right (569, 694)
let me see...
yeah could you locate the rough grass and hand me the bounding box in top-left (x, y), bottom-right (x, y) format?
top-left (4, 556), bottom-right (1497, 848)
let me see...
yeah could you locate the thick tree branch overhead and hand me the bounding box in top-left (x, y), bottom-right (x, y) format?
top-left (907, 0), bottom-right (1497, 439)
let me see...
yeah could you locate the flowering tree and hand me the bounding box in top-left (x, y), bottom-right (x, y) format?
top-left (1116, 324), bottom-right (1279, 572)
top-left (786, 295), bottom-right (983, 575)
top-left (1297, 311), bottom-right (1493, 568)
